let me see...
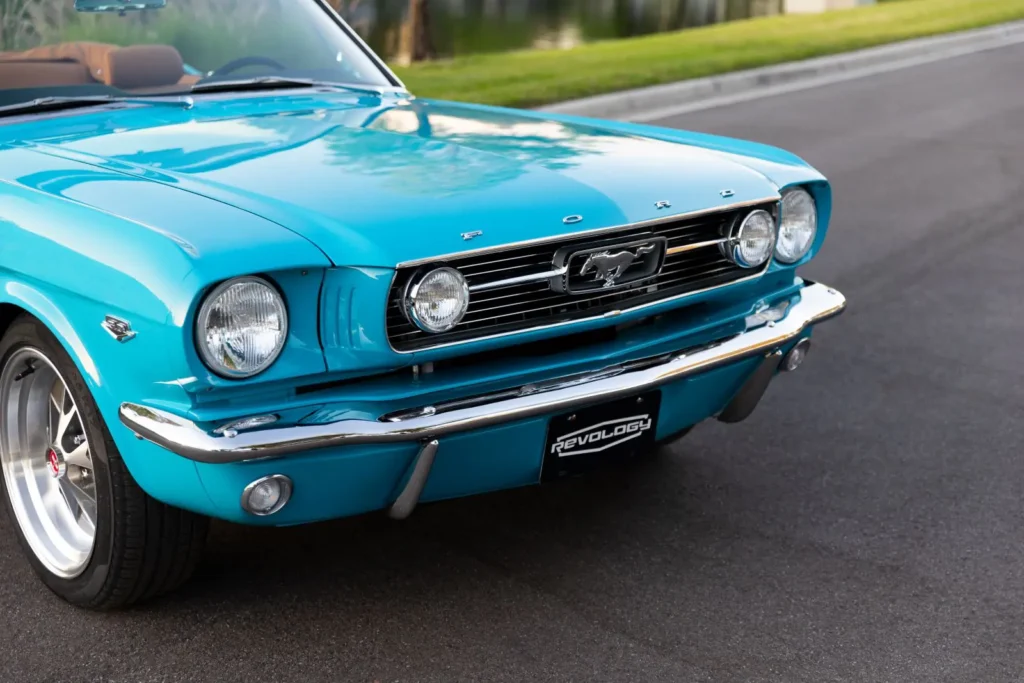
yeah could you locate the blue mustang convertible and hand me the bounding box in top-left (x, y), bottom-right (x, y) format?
top-left (0, 0), bottom-right (845, 608)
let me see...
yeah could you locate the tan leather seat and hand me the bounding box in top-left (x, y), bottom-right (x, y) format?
top-left (0, 41), bottom-right (193, 92)
top-left (0, 61), bottom-right (93, 89)
top-left (0, 42), bottom-right (109, 88)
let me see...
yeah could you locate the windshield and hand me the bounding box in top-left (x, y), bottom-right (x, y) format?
top-left (0, 0), bottom-right (394, 108)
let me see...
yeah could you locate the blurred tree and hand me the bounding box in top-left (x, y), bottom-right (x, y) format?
top-left (397, 0), bottom-right (435, 64)
top-left (1, 0), bottom-right (36, 50)
top-left (612, 0), bottom-right (638, 38)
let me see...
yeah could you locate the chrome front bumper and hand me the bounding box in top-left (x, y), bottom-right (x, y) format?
top-left (119, 282), bottom-right (846, 465)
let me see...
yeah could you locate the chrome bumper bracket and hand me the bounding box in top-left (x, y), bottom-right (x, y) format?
top-left (119, 282), bottom-right (846, 464)
top-left (388, 440), bottom-right (439, 520)
top-left (717, 349), bottom-right (783, 424)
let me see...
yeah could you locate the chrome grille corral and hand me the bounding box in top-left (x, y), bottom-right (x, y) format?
top-left (386, 200), bottom-right (779, 352)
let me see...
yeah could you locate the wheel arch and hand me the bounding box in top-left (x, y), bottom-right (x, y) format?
top-left (0, 287), bottom-right (102, 389)
top-left (0, 288), bottom-right (220, 518)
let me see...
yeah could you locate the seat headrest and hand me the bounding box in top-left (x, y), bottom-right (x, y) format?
top-left (103, 45), bottom-right (183, 90)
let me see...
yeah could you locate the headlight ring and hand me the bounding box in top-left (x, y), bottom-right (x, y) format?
top-left (195, 276), bottom-right (289, 379)
top-left (726, 209), bottom-right (776, 269)
top-left (775, 188), bottom-right (818, 264)
top-left (405, 267), bottom-right (470, 334)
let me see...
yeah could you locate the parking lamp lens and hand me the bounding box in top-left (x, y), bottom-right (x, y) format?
top-left (197, 277), bottom-right (288, 378)
top-left (406, 267), bottom-right (470, 333)
top-left (776, 188), bottom-right (818, 263)
top-left (249, 480), bottom-right (281, 512)
top-left (241, 475), bottom-right (293, 516)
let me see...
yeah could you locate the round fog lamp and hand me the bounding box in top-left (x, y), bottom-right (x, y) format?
top-left (729, 209), bottom-right (776, 268)
top-left (406, 267), bottom-right (470, 333)
top-left (241, 475), bottom-right (293, 516)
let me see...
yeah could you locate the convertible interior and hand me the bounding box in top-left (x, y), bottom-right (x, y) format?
top-left (0, 41), bottom-right (200, 93)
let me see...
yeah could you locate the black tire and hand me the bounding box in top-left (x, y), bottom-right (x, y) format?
top-left (0, 315), bottom-right (208, 609)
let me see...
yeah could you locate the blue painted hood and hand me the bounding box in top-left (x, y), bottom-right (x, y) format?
top-left (14, 93), bottom-right (795, 267)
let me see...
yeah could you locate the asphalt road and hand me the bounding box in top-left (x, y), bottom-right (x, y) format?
top-left (3, 43), bottom-right (1024, 683)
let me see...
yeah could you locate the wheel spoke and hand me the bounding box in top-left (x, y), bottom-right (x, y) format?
top-left (55, 403), bottom-right (78, 447)
top-left (49, 381), bottom-right (65, 415)
top-left (56, 476), bottom-right (80, 518)
top-left (64, 441), bottom-right (90, 469)
top-left (59, 475), bottom-right (97, 529)
top-left (47, 388), bottom-right (56, 443)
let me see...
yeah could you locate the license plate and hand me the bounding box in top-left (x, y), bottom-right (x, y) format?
top-left (541, 391), bottom-right (661, 482)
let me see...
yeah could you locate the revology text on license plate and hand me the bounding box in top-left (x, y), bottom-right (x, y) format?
top-left (550, 415), bottom-right (654, 457)
top-left (542, 391), bottom-right (661, 481)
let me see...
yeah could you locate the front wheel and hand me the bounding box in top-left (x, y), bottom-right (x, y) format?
top-left (0, 315), bottom-right (208, 609)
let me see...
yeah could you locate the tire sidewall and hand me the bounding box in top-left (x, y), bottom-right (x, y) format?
top-left (0, 317), bottom-right (118, 605)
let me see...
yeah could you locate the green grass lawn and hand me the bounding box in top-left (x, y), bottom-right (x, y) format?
top-left (394, 0), bottom-right (1024, 109)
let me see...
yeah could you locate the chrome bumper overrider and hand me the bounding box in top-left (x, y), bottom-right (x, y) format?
top-left (119, 283), bottom-right (846, 464)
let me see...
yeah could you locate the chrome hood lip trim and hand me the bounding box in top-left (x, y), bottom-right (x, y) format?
top-left (119, 282), bottom-right (845, 464)
top-left (394, 196), bottom-right (780, 268)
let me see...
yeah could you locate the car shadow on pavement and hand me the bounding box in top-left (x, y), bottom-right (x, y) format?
top-left (140, 443), bottom-right (715, 614)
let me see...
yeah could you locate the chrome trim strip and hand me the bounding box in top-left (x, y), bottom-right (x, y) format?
top-left (467, 266), bottom-right (568, 293)
top-left (119, 283), bottom-right (845, 464)
top-left (395, 197), bottom-right (780, 268)
top-left (665, 238), bottom-right (730, 256)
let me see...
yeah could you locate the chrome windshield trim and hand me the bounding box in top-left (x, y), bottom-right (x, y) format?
top-left (119, 283), bottom-right (845, 464)
top-left (314, 0), bottom-right (407, 90)
top-left (394, 196), bottom-right (780, 268)
top-left (467, 266), bottom-right (568, 293)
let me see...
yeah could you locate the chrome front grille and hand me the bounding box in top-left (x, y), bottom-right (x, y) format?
top-left (386, 201), bottom-right (779, 352)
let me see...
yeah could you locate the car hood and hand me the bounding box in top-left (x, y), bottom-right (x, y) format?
top-left (16, 93), bottom-right (792, 267)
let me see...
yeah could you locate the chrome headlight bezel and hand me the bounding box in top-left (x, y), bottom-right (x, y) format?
top-left (775, 187), bottom-right (818, 264)
top-left (404, 266), bottom-right (470, 334)
top-left (195, 276), bottom-right (289, 379)
top-left (725, 209), bottom-right (777, 269)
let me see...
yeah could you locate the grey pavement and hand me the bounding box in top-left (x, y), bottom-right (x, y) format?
top-left (3, 42), bottom-right (1024, 683)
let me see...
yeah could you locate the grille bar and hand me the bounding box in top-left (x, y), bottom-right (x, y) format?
top-left (386, 201), bottom-right (778, 352)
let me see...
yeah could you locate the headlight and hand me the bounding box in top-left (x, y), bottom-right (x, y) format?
top-left (196, 276), bottom-right (288, 378)
top-left (406, 267), bottom-right (470, 333)
top-left (775, 188), bottom-right (817, 263)
top-left (727, 209), bottom-right (776, 268)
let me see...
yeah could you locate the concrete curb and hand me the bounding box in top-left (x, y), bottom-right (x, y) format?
top-left (539, 20), bottom-right (1024, 122)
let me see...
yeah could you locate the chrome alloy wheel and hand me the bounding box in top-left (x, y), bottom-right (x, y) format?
top-left (0, 348), bottom-right (97, 578)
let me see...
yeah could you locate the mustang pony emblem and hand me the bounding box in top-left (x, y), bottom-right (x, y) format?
top-left (580, 244), bottom-right (658, 288)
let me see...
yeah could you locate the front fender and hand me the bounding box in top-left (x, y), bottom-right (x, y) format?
top-left (0, 277), bottom-right (214, 511)
top-left (0, 147), bottom-right (331, 512)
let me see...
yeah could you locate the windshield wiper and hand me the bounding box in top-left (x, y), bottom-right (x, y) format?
top-left (191, 76), bottom-right (383, 97)
top-left (0, 95), bottom-right (194, 117)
